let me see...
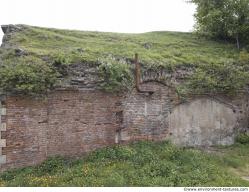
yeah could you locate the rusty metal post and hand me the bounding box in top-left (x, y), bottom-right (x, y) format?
top-left (134, 53), bottom-right (141, 91)
top-left (134, 53), bottom-right (154, 95)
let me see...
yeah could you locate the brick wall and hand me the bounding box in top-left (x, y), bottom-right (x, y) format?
top-left (120, 82), bottom-right (249, 145)
top-left (46, 90), bottom-right (121, 156)
top-left (0, 84), bottom-right (248, 171)
top-left (120, 82), bottom-right (179, 143)
top-left (0, 90), bottom-right (122, 171)
top-left (2, 96), bottom-right (48, 170)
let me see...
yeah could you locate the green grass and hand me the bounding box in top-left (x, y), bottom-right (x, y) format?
top-left (0, 141), bottom-right (249, 187)
top-left (5, 25), bottom-right (239, 67)
top-left (1, 25), bottom-right (248, 94)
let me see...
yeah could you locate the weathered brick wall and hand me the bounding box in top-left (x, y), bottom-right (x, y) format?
top-left (46, 90), bottom-right (121, 156)
top-left (0, 84), bottom-right (248, 171)
top-left (2, 96), bottom-right (48, 171)
top-left (120, 82), bottom-right (179, 143)
top-left (120, 82), bottom-right (249, 146)
top-left (0, 90), bottom-right (122, 171)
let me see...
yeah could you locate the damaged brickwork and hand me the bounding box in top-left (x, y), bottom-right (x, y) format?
top-left (120, 82), bottom-right (249, 146)
top-left (0, 24), bottom-right (249, 172)
top-left (0, 83), bottom-right (248, 172)
top-left (120, 82), bottom-right (179, 143)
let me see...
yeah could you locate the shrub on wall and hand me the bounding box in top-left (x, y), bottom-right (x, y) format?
top-left (0, 56), bottom-right (59, 95)
top-left (98, 56), bottom-right (134, 92)
top-left (178, 60), bottom-right (249, 95)
top-left (236, 133), bottom-right (249, 144)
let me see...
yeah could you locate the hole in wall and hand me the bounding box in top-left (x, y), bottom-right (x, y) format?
top-left (116, 111), bottom-right (123, 124)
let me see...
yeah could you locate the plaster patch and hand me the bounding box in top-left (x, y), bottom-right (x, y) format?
top-left (168, 98), bottom-right (237, 146)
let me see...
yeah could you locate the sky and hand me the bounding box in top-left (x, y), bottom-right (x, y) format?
top-left (0, 0), bottom-right (196, 42)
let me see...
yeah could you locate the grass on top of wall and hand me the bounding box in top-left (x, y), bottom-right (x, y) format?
top-left (0, 25), bottom-right (249, 94)
top-left (0, 141), bottom-right (249, 187)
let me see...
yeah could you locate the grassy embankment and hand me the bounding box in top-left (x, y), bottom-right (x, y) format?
top-left (1, 25), bottom-right (248, 94)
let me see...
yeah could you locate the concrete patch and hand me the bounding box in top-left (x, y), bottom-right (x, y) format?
top-left (168, 98), bottom-right (237, 146)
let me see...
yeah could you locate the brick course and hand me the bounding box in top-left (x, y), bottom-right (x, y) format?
top-left (0, 90), bottom-right (122, 171)
top-left (121, 82), bottom-right (179, 143)
top-left (0, 83), bottom-right (248, 171)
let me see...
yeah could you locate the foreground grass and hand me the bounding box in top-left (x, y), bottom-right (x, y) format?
top-left (0, 141), bottom-right (248, 187)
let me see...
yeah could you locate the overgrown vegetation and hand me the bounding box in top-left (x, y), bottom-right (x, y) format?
top-left (190, 0), bottom-right (249, 49)
top-left (178, 59), bottom-right (249, 95)
top-left (98, 56), bottom-right (133, 92)
top-left (0, 55), bottom-right (58, 95)
top-left (0, 25), bottom-right (248, 95)
top-left (0, 141), bottom-right (248, 187)
top-left (236, 133), bottom-right (249, 144)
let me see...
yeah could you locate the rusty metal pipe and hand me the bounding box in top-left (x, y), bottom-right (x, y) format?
top-left (134, 53), bottom-right (154, 94)
top-left (134, 53), bottom-right (141, 91)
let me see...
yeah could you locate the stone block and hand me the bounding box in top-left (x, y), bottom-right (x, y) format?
top-left (0, 155), bottom-right (6, 164)
top-left (120, 131), bottom-right (130, 141)
top-left (1, 108), bottom-right (6, 115)
top-left (1, 123), bottom-right (6, 131)
top-left (0, 139), bottom-right (6, 148)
